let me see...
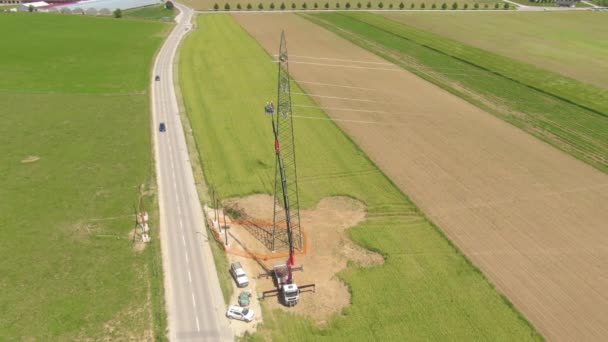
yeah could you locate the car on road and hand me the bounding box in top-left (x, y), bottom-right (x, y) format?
top-left (226, 305), bottom-right (255, 322)
top-left (155, 75), bottom-right (160, 81)
top-left (159, 122), bottom-right (166, 132)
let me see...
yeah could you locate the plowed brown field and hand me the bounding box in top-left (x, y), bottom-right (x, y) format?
top-left (233, 13), bottom-right (608, 341)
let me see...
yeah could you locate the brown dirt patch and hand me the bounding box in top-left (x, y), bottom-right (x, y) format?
top-left (20, 155), bottom-right (39, 163)
top-left (234, 13), bottom-right (608, 341)
top-left (219, 194), bottom-right (381, 325)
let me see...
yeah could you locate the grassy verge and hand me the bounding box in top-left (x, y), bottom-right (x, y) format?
top-left (0, 13), bottom-right (167, 340)
top-left (302, 12), bottom-right (608, 173)
top-left (124, 4), bottom-right (177, 20)
top-left (179, 13), bottom-right (540, 341)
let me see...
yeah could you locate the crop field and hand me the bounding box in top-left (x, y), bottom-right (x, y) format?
top-left (180, 0), bottom-right (505, 11)
top-left (180, 14), bottom-right (539, 341)
top-left (233, 12), bottom-right (608, 341)
top-left (304, 12), bottom-right (608, 173)
top-left (382, 11), bottom-right (608, 89)
top-left (0, 14), bottom-right (167, 340)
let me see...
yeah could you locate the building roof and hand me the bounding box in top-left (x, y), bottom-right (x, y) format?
top-left (53, 0), bottom-right (160, 11)
top-left (22, 1), bottom-right (49, 7)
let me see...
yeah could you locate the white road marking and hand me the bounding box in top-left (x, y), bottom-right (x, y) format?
top-left (182, 235), bottom-right (186, 246)
top-left (188, 271), bottom-right (192, 283)
top-left (179, 218), bottom-right (183, 228)
top-left (195, 316), bottom-right (200, 331)
top-left (191, 293), bottom-right (197, 307)
top-left (185, 252), bottom-right (189, 264)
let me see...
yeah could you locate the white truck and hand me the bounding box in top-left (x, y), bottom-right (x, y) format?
top-left (273, 263), bottom-right (300, 306)
top-left (230, 262), bottom-right (249, 288)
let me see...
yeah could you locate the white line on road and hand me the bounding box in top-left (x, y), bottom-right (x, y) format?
top-left (188, 271), bottom-right (192, 283)
top-left (179, 218), bottom-right (183, 228)
top-left (195, 316), bottom-right (200, 331)
top-left (191, 293), bottom-right (197, 307)
top-left (182, 235), bottom-right (186, 246)
top-left (185, 252), bottom-right (189, 264)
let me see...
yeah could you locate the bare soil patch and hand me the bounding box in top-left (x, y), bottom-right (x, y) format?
top-left (217, 194), bottom-right (381, 329)
top-left (234, 13), bottom-right (608, 341)
top-left (20, 155), bottom-right (40, 163)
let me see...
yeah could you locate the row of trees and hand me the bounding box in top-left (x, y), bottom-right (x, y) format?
top-left (213, 2), bottom-right (509, 10)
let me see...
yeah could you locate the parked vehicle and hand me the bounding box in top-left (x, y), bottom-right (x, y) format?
top-left (230, 262), bottom-right (249, 288)
top-left (226, 305), bottom-right (255, 322)
top-left (273, 263), bottom-right (299, 306)
top-left (238, 291), bottom-right (251, 307)
top-left (155, 75), bottom-right (160, 81)
top-left (159, 122), bottom-right (166, 132)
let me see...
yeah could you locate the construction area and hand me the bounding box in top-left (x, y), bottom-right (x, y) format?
top-left (203, 34), bottom-right (384, 334)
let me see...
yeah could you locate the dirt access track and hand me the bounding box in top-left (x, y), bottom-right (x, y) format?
top-left (234, 13), bottom-right (608, 341)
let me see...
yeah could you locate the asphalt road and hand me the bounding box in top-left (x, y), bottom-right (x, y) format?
top-left (152, 5), bottom-right (233, 341)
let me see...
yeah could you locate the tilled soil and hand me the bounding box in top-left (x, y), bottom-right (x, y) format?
top-left (234, 13), bottom-right (608, 341)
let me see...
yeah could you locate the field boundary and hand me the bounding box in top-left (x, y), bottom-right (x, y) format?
top-left (343, 12), bottom-right (608, 118)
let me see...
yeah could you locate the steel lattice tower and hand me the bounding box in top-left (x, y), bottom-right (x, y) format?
top-left (271, 32), bottom-right (303, 258)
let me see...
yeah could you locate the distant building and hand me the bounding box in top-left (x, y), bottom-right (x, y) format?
top-left (15, 1), bottom-right (49, 11)
top-left (555, 0), bottom-right (579, 6)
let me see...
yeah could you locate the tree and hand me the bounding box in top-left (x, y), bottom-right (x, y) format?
top-left (258, 2), bottom-right (264, 8)
top-left (357, 1), bottom-right (362, 7)
top-left (324, 2), bottom-right (329, 8)
top-left (237, 3), bottom-right (242, 9)
top-left (28, 4), bottom-right (34, 12)
top-left (280, 2), bottom-right (286, 8)
top-left (421, 2), bottom-right (425, 8)
top-left (113, 8), bottom-right (122, 17)
top-left (346, 2), bottom-right (351, 8)
top-left (473, 2), bottom-right (479, 8)
top-left (291, 2), bottom-right (296, 8)
top-left (451, 1), bottom-right (457, 9)
top-left (378, 1), bottom-right (383, 7)
top-left (270, 2), bottom-right (275, 8)
top-left (367, 1), bottom-right (372, 7)
top-left (441, 2), bottom-right (447, 8)
top-left (431, 3), bottom-right (436, 8)
top-left (165, 1), bottom-right (174, 9)
top-left (389, 3), bottom-right (393, 8)
top-left (463, 3), bottom-right (468, 8)
top-left (224, 3), bottom-right (231, 9)
top-left (399, 2), bottom-right (405, 8)
top-left (503, 2), bottom-right (509, 8)
top-left (302, 2), bottom-right (307, 8)
top-left (494, 2), bottom-right (499, 8)
top-left (335, 1), bottom-right (340, 7)
top-left (484, 3), bottom-right (488, 8)
top-left (213, 2), bottom-right (219, 10)
top-left (411, 2), bottom-right (415, 8)
top-left (314, 2), bottom-right (319, 7)
top-left (247, 3), bottom-right (252, 9)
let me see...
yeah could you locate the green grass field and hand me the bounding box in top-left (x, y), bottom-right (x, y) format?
top-left (381, 11), bottom-right (608, 89)
top-left (180, 14), bottom-right (540, 341)
top-left (124, 4), bottom-right (177, 20)
top-left (180, 0), bottom-right (506, 11)
top-left (0, 13), bottom-right (167, 340)
top-left (303, 12), bottom-right (608, 173)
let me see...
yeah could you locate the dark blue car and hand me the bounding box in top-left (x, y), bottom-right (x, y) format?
top-left (159, 122), bottom-right (166, 132)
